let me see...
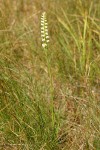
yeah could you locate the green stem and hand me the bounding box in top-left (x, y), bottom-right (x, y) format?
top-left (44, 47), bottom-right (55, 128)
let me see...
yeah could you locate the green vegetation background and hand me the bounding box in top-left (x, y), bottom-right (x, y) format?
top-left (0, 0), bottom-right (100, 150)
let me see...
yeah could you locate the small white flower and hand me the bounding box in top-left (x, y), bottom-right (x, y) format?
top-left (42, 38), bottom-right (45, 42)
top-left (45, 26), bottom-right (48, 29)
top-left (41, 35), bottom-right (45, 37)
top-left (46, 36), bottom-right (49, 39)
top-left (45, 32), bottom-right (48, 35)
top-left (41, 23), bottom-right (44, 26)
top-left (42, 43), bottom-right (47, 48)
top-left (41, 20), bottom-right (44, 23)
top-left (44, 20), bottom-right (47, 23)
top-left (47, 40), bottom-right (49, 43)
top-left (45, 29), bottom-right (48, 32)
top-left (41, 27), bottom-right (44, 30)
top-left (45, 23), bottom-right (48, 25)
top-left (41, 30), bottom-right (44, 33)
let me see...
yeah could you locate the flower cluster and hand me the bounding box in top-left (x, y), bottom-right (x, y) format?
top-left (41, 12), bottom-right (49, 48)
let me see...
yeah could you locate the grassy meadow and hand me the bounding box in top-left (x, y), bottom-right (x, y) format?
top-left (0, 0), bottom-right (100, 149)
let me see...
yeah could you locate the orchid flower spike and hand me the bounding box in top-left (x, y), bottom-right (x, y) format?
top-left (41, 12), bottom-right (49, 48)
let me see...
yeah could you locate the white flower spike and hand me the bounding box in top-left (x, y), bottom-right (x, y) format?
top-left (41, 12), bottom-right (49, 48)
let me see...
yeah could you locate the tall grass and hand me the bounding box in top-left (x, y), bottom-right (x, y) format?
top-left (0, 0), bottom-right (100, 150)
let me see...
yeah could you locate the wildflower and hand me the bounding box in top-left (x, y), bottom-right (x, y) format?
top-left (42, 38), bottom-right (45, 42)
top-left (42, 43), bottom-right (47, 48)
top-left (46, 36), bottom-right (49, 39)
top-left (47, 40), bottom-right (49, 43)
top-left (41, 12), bottom-right (49, 48)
